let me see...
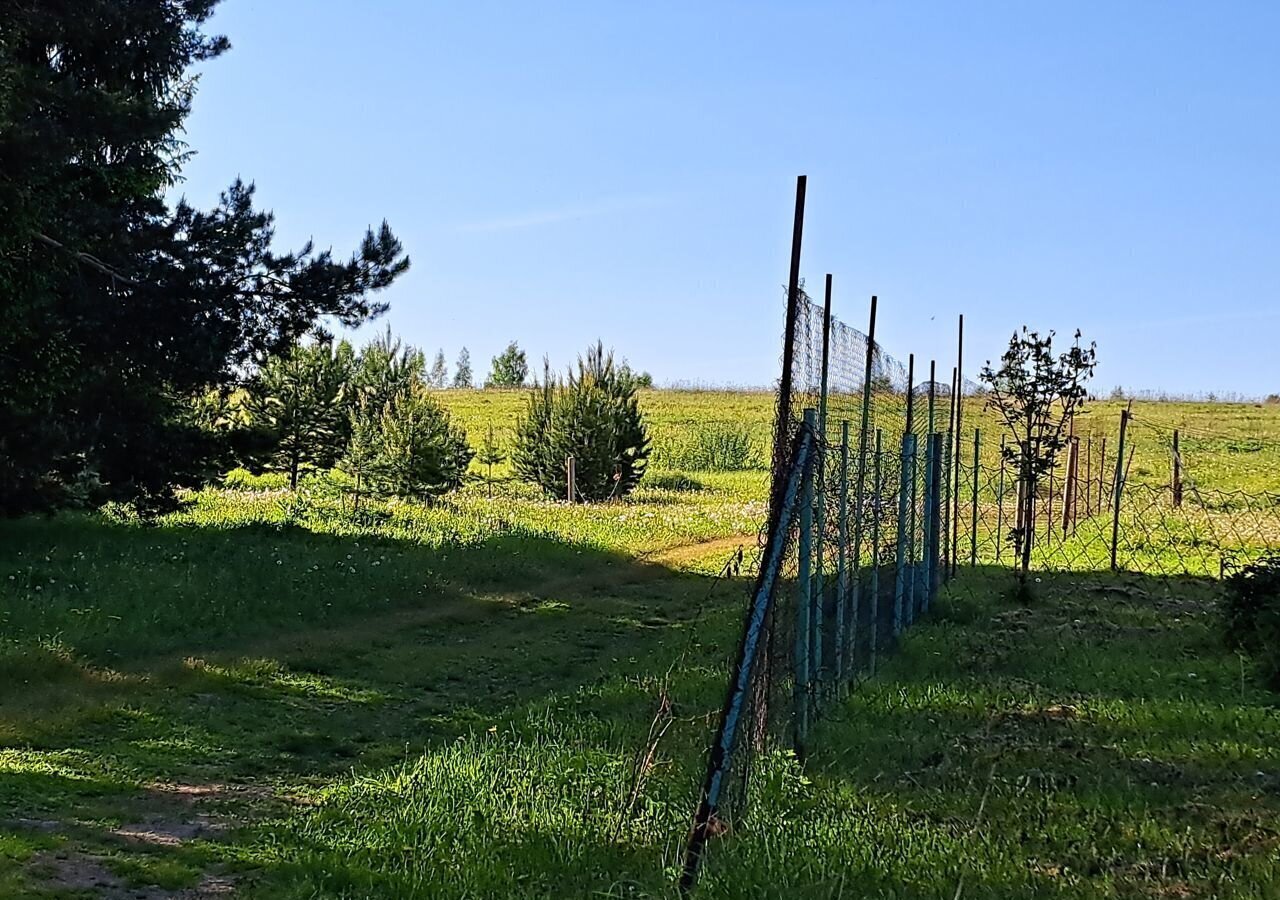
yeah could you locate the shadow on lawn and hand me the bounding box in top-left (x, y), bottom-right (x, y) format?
top-left (0, 513), bottom-right (757, 894)
top-left (3, 517), bottom-right (1277, 897)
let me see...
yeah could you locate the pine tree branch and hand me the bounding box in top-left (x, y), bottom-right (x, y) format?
top-left (33, 232), bottom-right (139, 286)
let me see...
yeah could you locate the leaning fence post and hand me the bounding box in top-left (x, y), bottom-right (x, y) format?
top-left (870, 429), bottom-right (883, 675)
top-left (835, 421), bottom-right (850, 686)
top-left (1110, 407), bottom-right (1130, 572)
top-left (850, 296), bottom-right (878, 680)
top-left (794, 409), bottom-right (817, 749)
top-left (1061, 437), bottom-right (1079, 534)
top-left (970, 428), bottom-right (981, 566)
top-left (566, 456), bottom-right (576, 502)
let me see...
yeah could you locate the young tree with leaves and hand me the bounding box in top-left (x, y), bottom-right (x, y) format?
top-left (452, 347), bottom-right (473, 388)
top-left (513, 342), bottom-right (650, 501)
top-left (487, 341), bottom-right (528, 387)
top-left (980, 328), bottom-right (1097, 585)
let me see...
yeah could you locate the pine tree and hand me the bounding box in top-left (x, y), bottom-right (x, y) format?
top-left (487, 341), bottom-right (528, 387)
top-left (352, 328), bottom-right (425, 414)
top-left (513, 342), bottom-right (650, 501)
top-left (475, 421), bottom-right (507, 497)
top-left (359, 388), bottom-right (473, 499)
top-left (247, 341), bottom-right (352, 490)
top-left (429, 350), bottom-right (448, 388)
top-left (452, 347), bottom-right (474, 388)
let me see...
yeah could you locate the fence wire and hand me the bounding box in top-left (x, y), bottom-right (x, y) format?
top-left (682, 267), bottom-right (1279, 894)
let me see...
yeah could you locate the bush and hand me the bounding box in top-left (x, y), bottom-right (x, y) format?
top-left (1222, 554), bottom-right (1280, 690)
top-left (512, 343), bottom-right (650, 501)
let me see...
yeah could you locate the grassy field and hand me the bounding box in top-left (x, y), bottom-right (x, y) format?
top-left (435, 389), bottom-right (1280, 495)
top-left (1, 390), bottom-right (1278, 897)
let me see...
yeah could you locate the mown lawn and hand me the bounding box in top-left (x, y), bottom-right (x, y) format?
top-left (0, 474), bottom-right (1277, 897)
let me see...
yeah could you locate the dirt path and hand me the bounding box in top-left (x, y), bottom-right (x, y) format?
top-left (645, 533), bottom-right (758, 570)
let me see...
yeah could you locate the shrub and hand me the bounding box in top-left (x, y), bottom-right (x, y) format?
top-left (512, 343), bottom-right (650, 501)
top-left (1222, 554), bottom-right (1280, 690)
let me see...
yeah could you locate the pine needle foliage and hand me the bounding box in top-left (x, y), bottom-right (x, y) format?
top-left (246, 341), bottom-right (352, 489)
top-left (513, 342), bottom-right (650, 501)
top-left (370, 388), bottom-right (473, 499)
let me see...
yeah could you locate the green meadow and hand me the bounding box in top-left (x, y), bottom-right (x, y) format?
top-left (1, 390), bottom-right (1278, 897)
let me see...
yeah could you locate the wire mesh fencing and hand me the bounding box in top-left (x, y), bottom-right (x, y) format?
top-left (939, 421), bottom-right (1280, 593)
top-left (680, 277), bottom-right (970, 890)
top-left (677, 176), bottom-right (1280, 895)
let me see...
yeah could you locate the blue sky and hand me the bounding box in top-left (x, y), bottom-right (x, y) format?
top-left (177, 1), bottom-right (1279, 395)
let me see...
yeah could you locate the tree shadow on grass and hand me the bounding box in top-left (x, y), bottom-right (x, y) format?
top-left (0, 513), bottom-right (756, 895)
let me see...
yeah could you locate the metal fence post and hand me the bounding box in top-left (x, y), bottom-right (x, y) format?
top-left (970, 428), bottom-right (981, 567)
top-left (996, 435), bottom-right (1006, 563)
top-left (928, 431), bottom-right (944, 608)
top-left (903, 356), bottom-right (917, 627)
top-left (794, 409), bottom-right (817, 751)
top-left (835, 420), bottom-right (849, 686)
top-left (893, 432), bottom-right (914, 637)
top-left (850, 296), bottom-right (878, 680)
top-left (1172, 429), bottom-right (1183, 508)
top-left (870, 429), bottom-right (883, 675)
top-left (922, 426), bottom-right (936, 611)
top-left (1110, 407), bottom-right (1130, 572)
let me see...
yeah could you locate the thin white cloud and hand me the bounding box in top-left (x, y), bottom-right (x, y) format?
top-left (454, 194), bottom-right (671, 234)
